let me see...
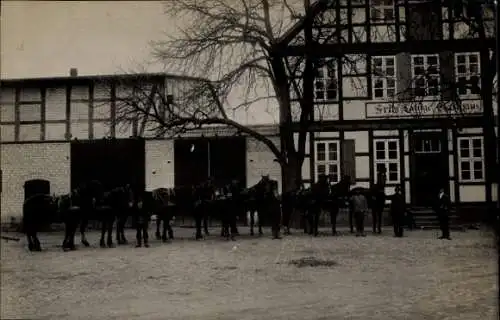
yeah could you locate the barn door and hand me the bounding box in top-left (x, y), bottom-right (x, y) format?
top-left (209, 137), bottom-right (246, 188)
top-left (174, 139), bottom-right (209, 187)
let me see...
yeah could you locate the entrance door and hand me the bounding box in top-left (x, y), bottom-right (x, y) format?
top-left (209, 137), bottom-right (246, 188)
top-left (174, 139), bottom-right (209, 187)
top-left (71, 138), bottom-right (145, 191)
top-left (411, 131), bottom-right (449, 206)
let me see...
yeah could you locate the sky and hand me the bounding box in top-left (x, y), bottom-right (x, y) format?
top-left (1, 1), bottom-right (170, 79)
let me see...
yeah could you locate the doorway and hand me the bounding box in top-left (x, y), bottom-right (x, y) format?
top-left (410, 131), bottom-right (449, 206)
top-left (71, 138), bottom-right (145, 191)
top-left (174, 137), bottom-right (247, 188)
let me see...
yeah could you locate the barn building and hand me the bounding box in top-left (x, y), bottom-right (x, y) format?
top-left (0, 72), bottom-right (282, 222)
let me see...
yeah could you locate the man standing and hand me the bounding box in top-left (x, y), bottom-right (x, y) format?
top-left (390, 185), bottom-right (405, 237)
top-left (262, 179), bottom-right (281, 240)
top-left (435, 188), bottom-right (451, 240)
top-left (350, 188), bottom-right (368, 237)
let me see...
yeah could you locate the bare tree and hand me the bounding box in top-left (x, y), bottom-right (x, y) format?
top-left (107, 0), bottom-right (340, 192)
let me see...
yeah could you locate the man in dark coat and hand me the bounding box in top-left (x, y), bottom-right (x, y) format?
top-left (134, 190), bottom-right (151, 247)
top-left (435, 187), bottom-right (451, 240)
top-left (390, 185), bottom-right (405, 237)
top-left (308, 174), bottom-right (329, 236)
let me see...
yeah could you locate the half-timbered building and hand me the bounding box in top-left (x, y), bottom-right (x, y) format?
top-left (0, 72), bottom-right (281, 221)
top-left (280, 0), bottom-right (498, 217)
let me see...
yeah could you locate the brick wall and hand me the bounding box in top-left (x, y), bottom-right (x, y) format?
top-left (0, 135), bottom-right (280, 221)
top-left (1, 143), bottom-right (70, 222)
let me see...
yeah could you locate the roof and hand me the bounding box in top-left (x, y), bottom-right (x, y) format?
top-left (0, 72), bottom-right (207, 87)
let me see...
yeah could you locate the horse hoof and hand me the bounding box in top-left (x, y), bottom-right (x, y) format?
top-left (162, 238), bottom-right (167, 243)
top-left (250, 232), bottom-right (254, 236)
top-left (107, 243), bottom-right (115, 248)
top-left (82, 240), bottom-right (90, 247)
top-left (144, 243), bottom-right (150, 248)
top-left (135, 244), bottom-right (142, 248)
top-left (100, 242), bottom-right (106, 248)
top-left (28, 244), bottom-right (34, 251)
top-left (122, 239), bottom-right (128, 245)
top-left (155, 233), bottom-right (161, 240)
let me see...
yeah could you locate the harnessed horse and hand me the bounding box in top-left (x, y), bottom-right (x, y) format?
top-left (145, 187), bottom-right (175, 242)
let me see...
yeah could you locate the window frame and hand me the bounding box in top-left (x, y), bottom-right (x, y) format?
top-left (410, 54), bottom-right (441, 97)
top-left (314, 59), bottom-right (338, 102)
top-left (314, 140), bottom-right (341, 183)
top-left (370, 0), bottom-right (395, 22)
top-left (455, 52), bottom-right (481, 97)
top-left (373, 138), bottom-right (400, 184)
top-left (371, 55), bottom-right (397, 100)
top-left (457, 136), bottom-right (485, 182)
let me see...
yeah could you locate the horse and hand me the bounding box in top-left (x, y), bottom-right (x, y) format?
top-left (305, 174), bottom-right (330, 236)
top-left (93, 184), bottom-right (135, 248)
top-left (245, 175), bottom-right (281, 236)
top-left (22, 187), bottom-right (87, 252)
top-left (22, 193), bottom-right (60, 251)
top-left (142, 187), bottom-right (175, 242)
top-left (191, 179), bottom-right (218, 240)
top-left (326, 176), bottom-right (352, 235)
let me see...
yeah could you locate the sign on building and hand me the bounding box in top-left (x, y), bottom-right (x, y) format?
top-left (365, 100), bottom-right (482, 119)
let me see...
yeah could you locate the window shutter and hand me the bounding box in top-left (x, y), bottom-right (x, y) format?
top-left (396, 52), bottom-right (412, 100)
top-left (440, 51), bottom-right (455, 101)
top-left (342, 139), bottom-right (356, 181)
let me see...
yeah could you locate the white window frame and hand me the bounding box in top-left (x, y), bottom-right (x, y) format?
top-left (314, 140), bottom-right (341, 183)
top-left (373, 139), bottom-right (400, 184)
top-left (372, 55), bottom-right (397, 99)
top-left (314, 59), bottom-right (338, 102)
top-left (457, 136), bottom-right (485, 182)
top-left (411, 54), bottom-right (441, 97)
top-left (370, 0), bottom-right (395, 22)
top-left (455, 52), bottom-right (481, 97)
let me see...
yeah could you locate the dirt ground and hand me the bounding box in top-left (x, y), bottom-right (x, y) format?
top-left (1, 227), bottom-right (498, 320)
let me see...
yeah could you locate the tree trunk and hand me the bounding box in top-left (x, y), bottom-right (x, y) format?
top-left (281, 155), bottom-right (302, 193)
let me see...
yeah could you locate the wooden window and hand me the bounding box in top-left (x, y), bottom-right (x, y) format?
top-left (370, 0), bottom-right (395, 22)
top-left (372, 56), bottom-right (397, 99)
top-left (411, 54), bottom-right (440, 97)
top-left (458, 137), bottom-right (484, 182)
top-left (374, 139), bottom-right (400, 183)
top-left (314, 59), bottom-right (338, 102)
top-left (315, 140), bottom-right (340, 182)
top-left (455, 52), bottom-right (481, 96)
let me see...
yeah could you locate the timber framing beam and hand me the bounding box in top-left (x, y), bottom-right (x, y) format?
top-left (291, 116), bottom-right (484, 131)
top-left (276, 38), bottom-right (496, 57)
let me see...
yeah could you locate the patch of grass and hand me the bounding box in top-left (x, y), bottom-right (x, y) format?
top-left (287, 256), bottom-right (338, 268)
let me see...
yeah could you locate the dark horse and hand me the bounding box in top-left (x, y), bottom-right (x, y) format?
top-left (22, 181), bottom-right (100, 251)
top-left (75, 180), bottom-right (135, 248)
top-left (244, 175), bottom-right (280, 236)
top-left (142, 188), bottom-right (175, 242)
top-left (22, 193), bottom-right (70, 251)
top-left (326, 176), bottom-right (352, 235)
